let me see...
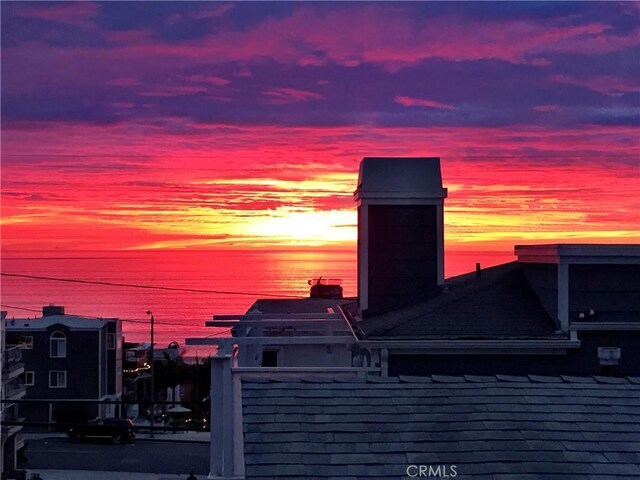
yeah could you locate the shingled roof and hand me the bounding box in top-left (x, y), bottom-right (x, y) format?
top-left (346, 262), bottom-right (560, 340)
top-left (242, 375), bottom-right (640, 479)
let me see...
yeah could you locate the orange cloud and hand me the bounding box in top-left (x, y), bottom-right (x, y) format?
top-left (2, 121), bottom-right (638, 253)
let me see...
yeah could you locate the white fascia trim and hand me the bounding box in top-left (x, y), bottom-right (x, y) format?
top-left (572, 322), bottom-right (640, 331)
top-left (357, 339), bottom-right (581, 350)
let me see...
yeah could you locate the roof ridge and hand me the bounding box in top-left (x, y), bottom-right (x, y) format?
top-left (361, 262), bottom-right (524, 337)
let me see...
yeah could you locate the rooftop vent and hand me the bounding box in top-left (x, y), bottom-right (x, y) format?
top-left (308, 278), bottom-right (343, 299)
top-left (598, 347), bottom-right (621, 376)
top-left (43, 305), bottom-right (65, 317)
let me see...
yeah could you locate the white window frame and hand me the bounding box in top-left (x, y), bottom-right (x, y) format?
top-left (49, 370), bottom-right (67, 388)
top-left (21, 336), bottom-right (34, 349)
top-left (50, 331), bottom-right (67, 358)
top-left (24, 371), bottom-right (35, 386)
top-left (107, 333), bottom-right (116, 350)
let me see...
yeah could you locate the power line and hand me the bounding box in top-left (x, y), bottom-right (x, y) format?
top-left (0, 272), bottom-right (307, 299)
top-left (0, 304), bottom-right (41, 313)
top-left (2, 153), bottom-right (635, 159)
top-left (0, 304), bottom-right (231, 330)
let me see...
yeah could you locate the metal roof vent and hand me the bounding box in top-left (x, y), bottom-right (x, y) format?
top-left (598, 347), bottom-right (621, 376)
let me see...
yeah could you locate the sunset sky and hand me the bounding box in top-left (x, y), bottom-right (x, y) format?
top-left (2, 1), bottom-right (639, 253)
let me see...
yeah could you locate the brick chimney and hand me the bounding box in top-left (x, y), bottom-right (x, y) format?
top-left (354, 157), bottom-right (447, 316)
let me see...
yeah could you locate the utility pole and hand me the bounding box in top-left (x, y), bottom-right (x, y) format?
top-left (146, 310), bottom-right (155, 439)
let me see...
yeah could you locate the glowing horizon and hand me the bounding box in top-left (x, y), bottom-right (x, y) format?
top-left (1, 2), bottom-right (639, 253)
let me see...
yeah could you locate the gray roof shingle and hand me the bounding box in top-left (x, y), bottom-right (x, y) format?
top-left (242, 375), bottom-right (640, 479)
top-left (346, 262), bottom-right (560, 339)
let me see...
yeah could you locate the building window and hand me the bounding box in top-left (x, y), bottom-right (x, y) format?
top-left (49, 370), bottom-right (67, 388)
top-left (107, 333), bottom-right (116, 350)
top-left (50, 331), bottom-right (66, 358)
top-left (20, 336), bottom-right (33, 349)
top-left (24, 371), bottom-right (35, 386)
top-left (261, 349), bottom-right (279, 367)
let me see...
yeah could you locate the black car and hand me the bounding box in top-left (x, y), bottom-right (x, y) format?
top-left (185, 416), bottom-right (209, 432)
top-left (66, 418), bottom-right (135, 444)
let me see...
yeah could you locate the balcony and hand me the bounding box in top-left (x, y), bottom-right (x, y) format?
top-left (2, 345), bottom-right (25, 382)
top-left (4, 344), bottom-right (23, 364)
top-left (3, 383), bottom-right (27, 401)
top-left (1, 416), bottom-right (25, 438)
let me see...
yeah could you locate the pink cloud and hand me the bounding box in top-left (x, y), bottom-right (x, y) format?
top-left (3, 121), bottom-right (638, 250)
top-left (139, 85), bottom-right (210, 97)
top-left (190, 3), bottom-right (235, 20)
top-left (183, 75), bottom-right (230, 86)
top-left (186, 5), bottom-right (634, 69)
top-left (102, 28), bottom-right (155, 45)
top-left (395, 96), bottom-right (455, 110)
top-left (5, 4), bottom-right (637, 85)
top-left (105, 77), bottom-right (142, 87)
top-left (551, 74), bottom-right (640, 97)
top-left (263, 87), bottom-right (323, 104)
top-left (298, 54), bottom-right (326, 67)
top-left (235, 67), bottom-right (252, 78)
top-left (530, 57), bottom-right (552, 67)
top-left (533, 104), bottom-right (563, 113)
top-left (11, 5), bottom-right (632, 80)
top-left (111, 102), bottom-right (135, 109)
top-left (14, 2), bottom-right (100, 27)
top-left (165, 3), bottom-right (234, 25)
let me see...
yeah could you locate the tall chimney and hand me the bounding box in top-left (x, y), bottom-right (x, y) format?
top-left (354, 157), bottom-right (447, 316)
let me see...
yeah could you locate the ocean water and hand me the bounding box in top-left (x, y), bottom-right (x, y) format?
top-left (1, 249), bottom-right (513, 354)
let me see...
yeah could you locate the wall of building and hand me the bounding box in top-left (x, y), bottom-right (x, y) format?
top-left (388, 331), bottom-right (640, 376)
top-left (569, 264), bottom-right (640, 322)
top-left (239, 343), bottom-right (352, 368)
top-left (8, 326), bottom-right (103, 423)
top-left (522, 263), bottom-right (558, 325)
top-left (276, 344), bottom-right (352, 368)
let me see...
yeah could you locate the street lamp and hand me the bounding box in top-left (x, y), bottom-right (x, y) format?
top-left (146, 310), bottom-right (155, 438)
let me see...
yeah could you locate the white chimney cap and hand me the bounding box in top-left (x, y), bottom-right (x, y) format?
top-left (355, 157), bottom-right (447, 201)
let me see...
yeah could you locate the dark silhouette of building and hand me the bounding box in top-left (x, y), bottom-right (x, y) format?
top-left (345, 158), bottom-right (640, 376)
top-left (4, 306), bottom-right (123, 425)
top-left (191, 156), bottom-right (640, 480)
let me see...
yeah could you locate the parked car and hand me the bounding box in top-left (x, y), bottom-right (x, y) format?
top-left (185, 416), bottom-right (209, 432)
top-left (66, 418), bottom-right (135, 444)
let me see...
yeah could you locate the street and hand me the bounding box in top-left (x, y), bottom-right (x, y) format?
top-left (24, 438), bottom-right (209, 476)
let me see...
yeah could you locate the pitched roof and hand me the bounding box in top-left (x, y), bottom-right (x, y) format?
top-left (346, 262), bottom-right (559, 339)
top-left (242, 375), bottom-right (640, 479)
